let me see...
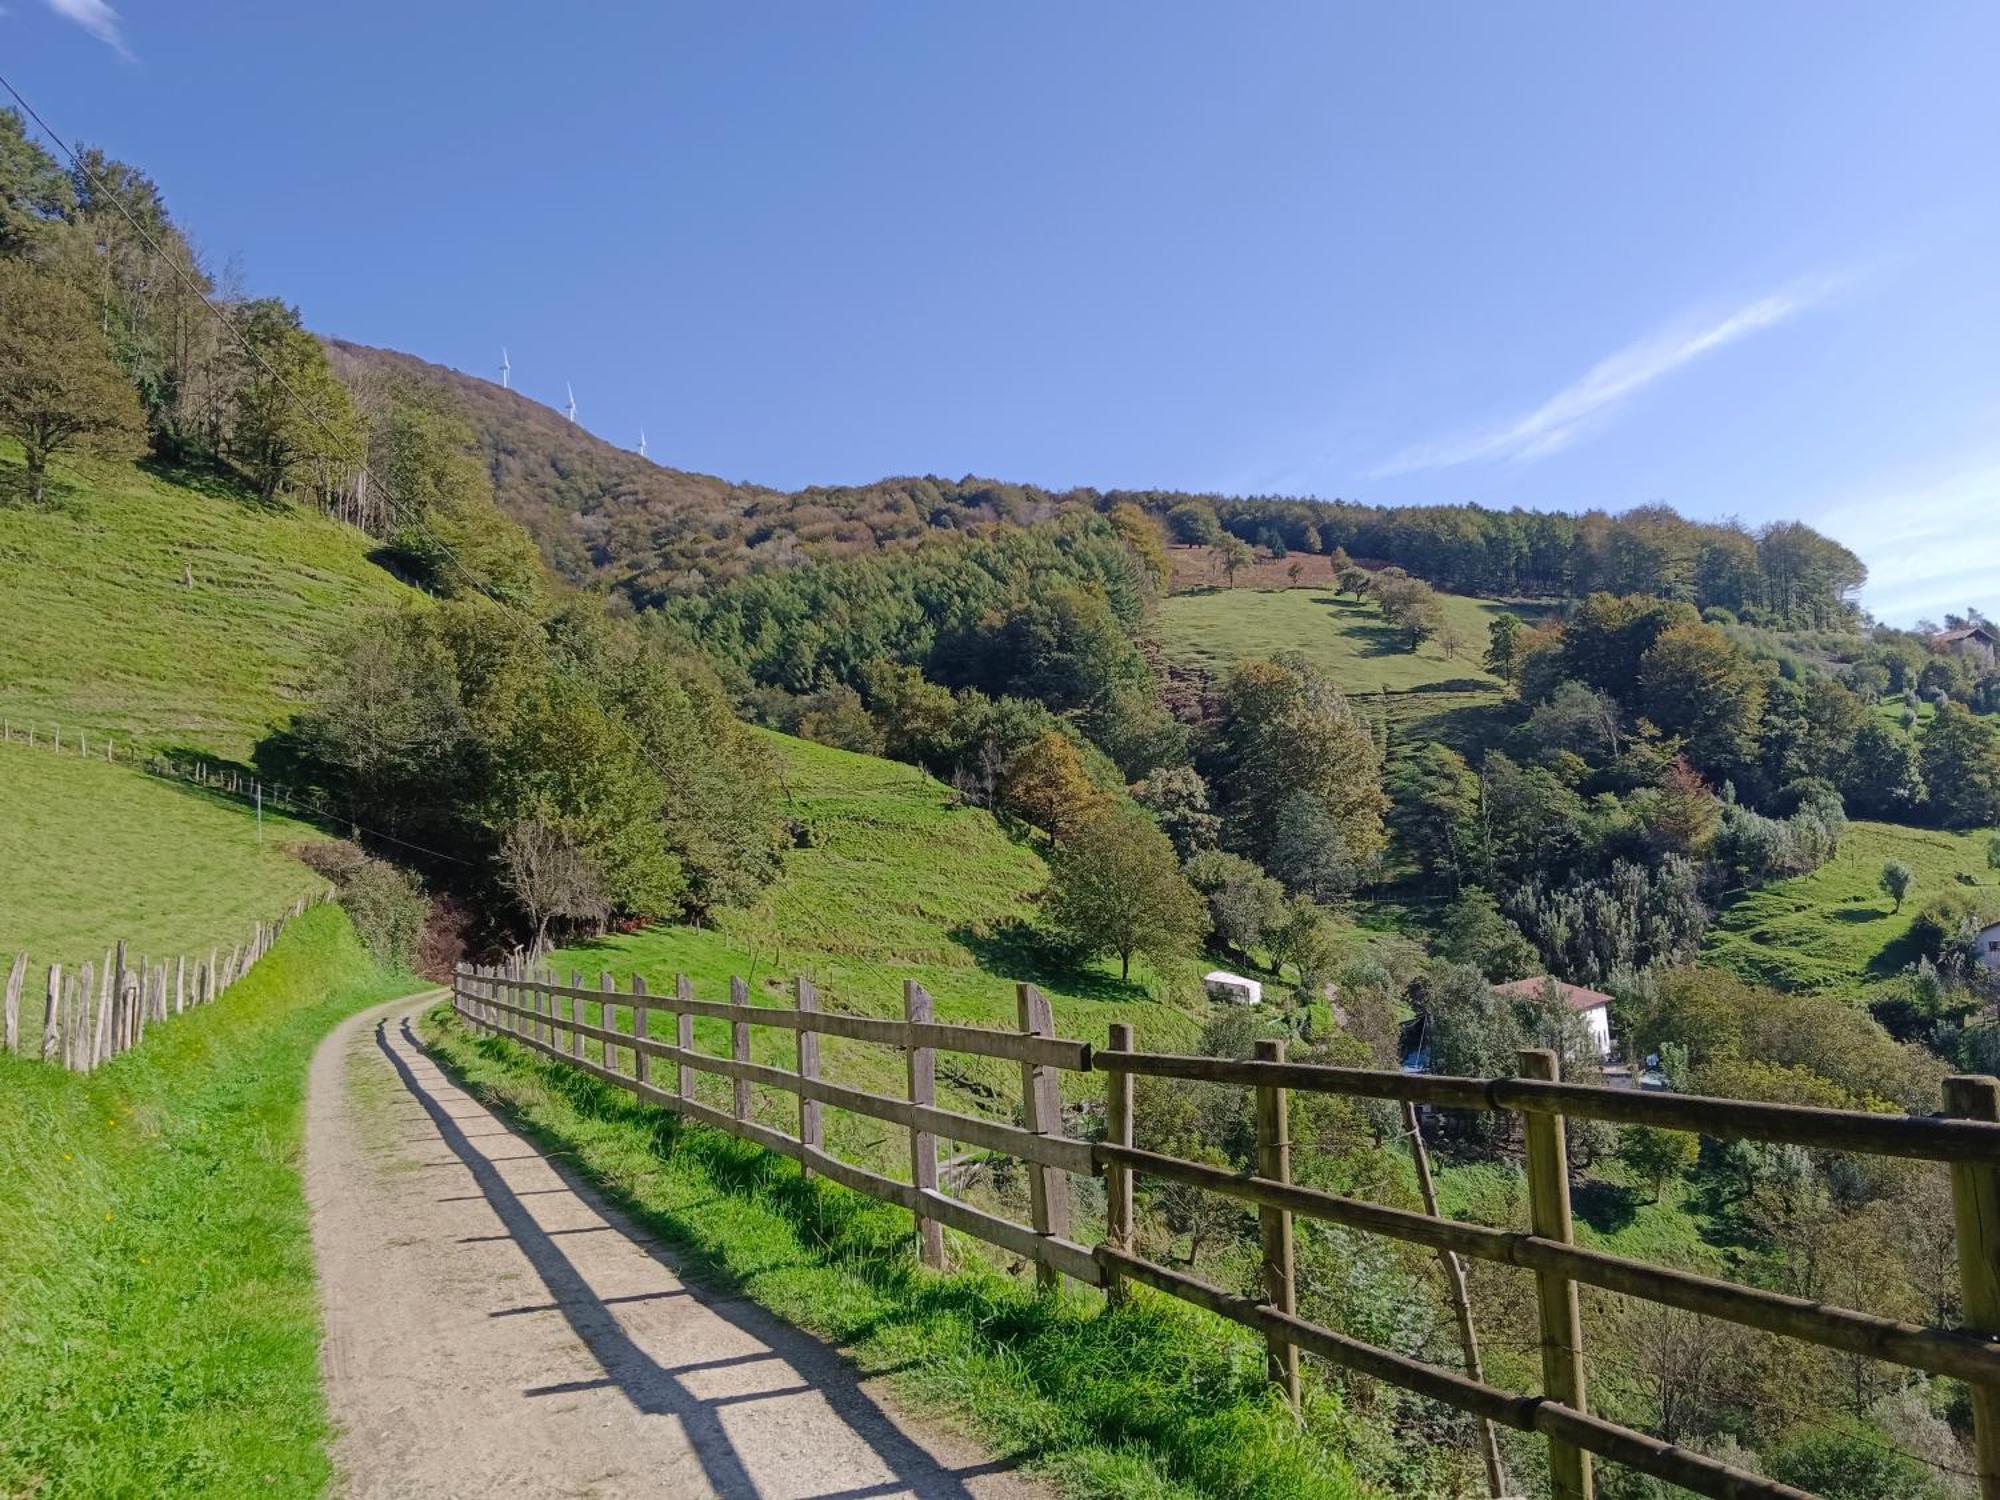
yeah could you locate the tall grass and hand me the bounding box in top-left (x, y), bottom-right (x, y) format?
top-left (0, 906), bottom-right (410, 1499)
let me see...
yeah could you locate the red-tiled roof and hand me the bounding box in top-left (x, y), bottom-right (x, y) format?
top-left (1493, 976), bottom-right (1612, 1012)
top-left (1935, 624), bottom-right (2000, 645)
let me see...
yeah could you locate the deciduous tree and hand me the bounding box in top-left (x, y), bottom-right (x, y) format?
top-left (1044, 805), bottom-right (1207, 982)
top-left (0, 259), bottom-right (146, 503)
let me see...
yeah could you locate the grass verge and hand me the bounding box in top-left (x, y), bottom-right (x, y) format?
top-left (418, 1005), bottom-right (1374, 1500)
top-left (0, 906), bottom-right (411, 1499)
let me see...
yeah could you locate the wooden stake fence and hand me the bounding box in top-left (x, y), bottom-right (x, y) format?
top-left (3, 893), bottom-right (324, 1070)
top-left (453, 963), bottom-right (2000, 1500)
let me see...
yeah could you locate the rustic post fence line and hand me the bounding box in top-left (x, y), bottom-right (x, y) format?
top-left (452, 963), bottom-right (2000, 1500)
top-left (0, 711), bottom-right (352, 833)
top-left (3, 891), bottom-right (328, 1070)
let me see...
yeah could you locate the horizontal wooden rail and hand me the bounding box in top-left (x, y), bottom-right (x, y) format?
top-left (466, 987), bottom-right (1097, 1176)
top-left (513, 975), bottom-right (1091, 1070)
top-left (1093, 1048), bottom-right (2000, 1165)
top-left (1097, 1247), bottom-right (1811, 1500)
top-left (1097, 1142), bottom-right (2000, 1387)
top-left (453, 969), bottom-right (1099, 1287)
top-left (454, 969), bottom-right (2000, 1500)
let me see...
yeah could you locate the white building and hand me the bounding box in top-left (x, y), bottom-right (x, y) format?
top-left (1203, 970), bottom-right (1263, 1006)
top-left (1494, 976), bottom-right (1615, 1062)
top-left (1978, 922), bottom-right (2000, 974)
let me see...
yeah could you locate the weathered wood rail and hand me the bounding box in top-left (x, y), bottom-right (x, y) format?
top-left (453, 963), bottom-right (2000, 1500)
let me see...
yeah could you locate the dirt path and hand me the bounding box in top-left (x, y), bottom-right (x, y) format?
top-left (305, 992), bottom-right (1047, 1500)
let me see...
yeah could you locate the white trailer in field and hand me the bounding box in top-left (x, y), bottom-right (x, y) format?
top-left (1204, 970), bottom-right (1262, 1006)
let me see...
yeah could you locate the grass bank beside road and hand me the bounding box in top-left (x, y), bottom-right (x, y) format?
top-left (0, 906), bottom-right (410, 1500)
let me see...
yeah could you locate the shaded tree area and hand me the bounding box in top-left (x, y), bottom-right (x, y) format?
top-left (276, 597), bottom-right (786, 945)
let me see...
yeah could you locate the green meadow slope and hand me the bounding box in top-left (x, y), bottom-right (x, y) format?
top-left (0, 449), bottom-right (413, 1044)
top-left (552, 731), bottom-right (1211, 1177)
top-left (0, 446), bottom-right (417, 763)
top-left (1156, 584), bottom-right (1539, 757)
top-left (1704, 820), bottom-right (2000, 992)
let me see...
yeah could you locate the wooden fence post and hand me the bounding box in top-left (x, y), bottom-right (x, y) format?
top-left (61, 972), bottom-right (81, 1071)
top-left (73, 962), bottom-right (94, 1073)
top-left (676, 975), bottom-right (695, 1104)
top-left (41, 964), bottom-right (61, 1063)
top-left (3, 952), bottom-right (23, 1055)
top-left (1016, 983), bottom-right (1069, 1290)
top-left (632, 975), bottom-right (650, 1084)
top-left (94, 958), bottom-right (111, 1066)
top-left (600, 971), bottom-right (617, 1070)
top-left (1105, 1021), bottom-right (1135, 1309)
top-left (796, 977), bottom-right (822, 1169)
top-left (1945, 1073), bottom-right (2000, 1500)
top-left (730, 977), bottom-right (752, 1123)
top-left (1254, 1037), bottom-right (1301, 1406)
top-left (569, 971), bottom-right (585, 1061)
top-left (1520, 1047), bottom-right (1592, 1500)
top-left (905, 980), bottom-right (946, 1269)
top-left (175, 955), bottom-right (186, 1015)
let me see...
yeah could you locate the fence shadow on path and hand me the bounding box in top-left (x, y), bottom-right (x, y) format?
top-left (376, 1014), bottom-right (1027, 1500)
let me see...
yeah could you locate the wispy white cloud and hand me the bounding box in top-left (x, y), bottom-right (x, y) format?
top-left (1373, 276), bottom-right (1843, 477)
top-left (45, 0), bottom-right (129, 56)
top-left (1815, 452), bottom-right (2000, 627)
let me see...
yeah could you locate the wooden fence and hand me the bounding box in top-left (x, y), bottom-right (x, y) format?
top-left (4, 895), bottom-right (320, 1069)
top-left (453, 963), bottom-right (2000, 1500)
top-left (2, 712), bottom-right (339, 829)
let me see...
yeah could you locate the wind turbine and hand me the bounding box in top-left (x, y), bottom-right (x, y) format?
top-left (638, 428), bottom-right (648, 459)
top-left (564, 383), bottom-right (577, 424)
top-left (500, 348), bottom-right (510, 389)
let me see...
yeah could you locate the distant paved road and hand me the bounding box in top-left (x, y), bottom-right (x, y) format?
top-left (305, 991), bottom-right (1045, 1499)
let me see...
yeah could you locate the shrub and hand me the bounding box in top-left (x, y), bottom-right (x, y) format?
top-left (299, 839), bottom-right (428, 969)
top-left (335, 858), bottom-right (429, 970)
top-left (1765, 1426), bottom-right (1945, 1500)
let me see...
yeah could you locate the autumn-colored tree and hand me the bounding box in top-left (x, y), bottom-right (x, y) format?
top-left (0, 259), bottom-right (146, 503)
top-left (999, 729), bottom-right (1108, 842)
top-left (1107, 501), bottom-right (1171, 592)
top-left (1650, 756), bottom-right (1722, 855)
top-left (1637, 621), bottom-right (1767, 774)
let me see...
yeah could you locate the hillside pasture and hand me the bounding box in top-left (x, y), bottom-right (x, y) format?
top-left (0, 447), bottom-right (415, 762)
top-left (0, 740), bottom-right (330, 1052)
top-left (1703, 820), bottom-right (1999, 992)
top-left (1156, 579), bottom-right (1547, 697)
top-left (552, 732), bottom-right (1209, 1179)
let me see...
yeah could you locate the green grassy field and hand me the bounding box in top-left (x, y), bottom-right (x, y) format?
top-left (550, 731), bottom-right (1211, 1179)
top-left (1704, 820), bottom-right (2000, 992)
top-left (0, 738), bottom-right (331, 1053)
top-left (0, 907), bottom-right (410, 1499)
top-left (1156, 585), bottom-right (1522, 692)
top-left (0, 446), bottom-right (416, 763)
top-left (421, 1004), bottom-right (1370, 1500)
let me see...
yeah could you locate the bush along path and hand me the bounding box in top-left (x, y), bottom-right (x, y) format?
top-left (307, 993), bottom-right (1056, 1500)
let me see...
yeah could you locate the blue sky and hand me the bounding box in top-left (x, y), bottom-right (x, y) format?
top-left (8, 2), bottom-right (1998, 624)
